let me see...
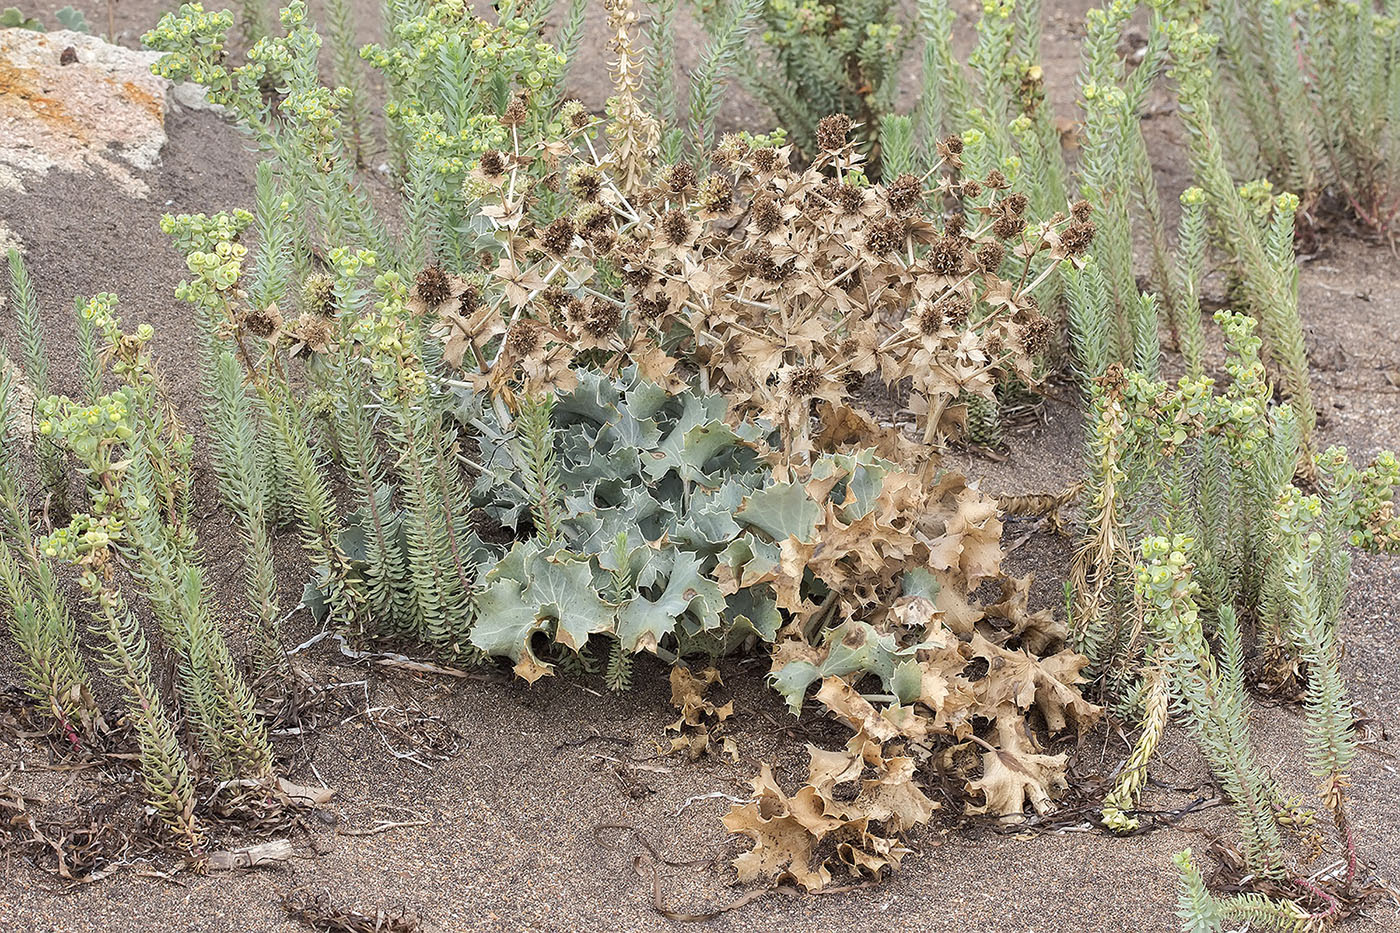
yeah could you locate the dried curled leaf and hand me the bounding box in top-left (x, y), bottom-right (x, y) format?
top-left (722, 733), bottom-right (936, 891)
top-left (666, 666), bottom-right (737, 761)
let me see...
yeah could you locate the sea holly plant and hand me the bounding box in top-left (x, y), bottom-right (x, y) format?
top-left (438, 104), bottom-right (1088, 463)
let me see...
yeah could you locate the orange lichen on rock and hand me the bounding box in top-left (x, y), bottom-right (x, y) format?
top-left (0, 30), bottom-right (186, 195)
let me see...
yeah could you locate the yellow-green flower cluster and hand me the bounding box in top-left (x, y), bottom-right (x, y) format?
top-left (143, 4), bottom-right (235, 95)
top-left (1351, 450), bottom-right (1400, 551)
top-left (37, 389), bottom-right (137, 498)
top-left (39, 514), bottom-right (126, 562)
top-left (347, 273), bottom-right (426, 400)
top-left (1136, 534), bottom-right (1198, 616)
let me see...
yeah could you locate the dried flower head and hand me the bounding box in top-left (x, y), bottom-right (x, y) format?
top-left (915, 301), bottom-right (944, 336)
top-left (945, 213), bottom-right (967, 236)
top-left (243, 303), bottom-right (283, 339)
top-left (568, 165), bottom-right (604, 202)
top-left (865, 217), bottom-right (906, 256)
top-left (716, 133), bottom-right (751, 164)
top-left (744, 244), bottom-right (791, 282)
top-left (507, 318), bottom-right (543, 355)
top-left (582, 299), bottom-right (622, 338)
top-left (458, 281), bottom-right (481, 315)
top-left (660, 209), bottom-right (694, 246)
top-left (786, 364), bottom-right (823, 398)
top-left (540, 218), bottom-right (576, 256)
top-left (961, 180), bottom-right (982, 200)
top-left (501, 93), bottom-right (529, 127)
top-left (699, 175), bottom-right (735, 213)
top-left (301, 272), bottom-right (336, 318)
top-left (887, 174), bottom-right (923, 214)
top-left (984, 170), bottom-right (1009, 190)
top-left (1003, 193), bottom-right (1029, 216)
top-left (561, 99), bottom-right (591, 130)
top-left (751, 195), bottom-right (783, 233)
top-left (662, 163), bottom-right (698, 193)
top-left (479, 149), bottom-right (507, 177)
top-left (414, 265), bottom-right (453, 309)
top-left (752, 147), bottom-right (781, 173)
top-left (1018, 313), bottom-right (1053, 356)
top-left (293, 313), bottom-right (334, 355)
top-left (1071, 199), bottom-right (1093, 223)
top-left (974, 242), bottom-right (1006, 273)
top-left (821, 181), bottom-right (866, 216)
top-left (943, 134), bottom-right (964, 155)
top-left (928, 236), bottom-right (965, 275)
top-left (537, 286), bottom-right (571, 320)
top-left (1061, 220), bottom-right (1097, 256)
top-left (937, 294), bottom-right (972, 330)
top-left (815, 114), bottom-right (853, 151)
top-left (992, 212), bottom-right (1026, 240)
top-left (576, 203), bottom-right (613, 240)
top-left (634, 295), bottom-right (669, 320)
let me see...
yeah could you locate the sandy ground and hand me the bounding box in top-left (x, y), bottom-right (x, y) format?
top-left (2, 1), bottom-right (1400, 931)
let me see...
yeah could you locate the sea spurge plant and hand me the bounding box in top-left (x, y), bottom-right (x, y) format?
top-left (35, 296), bottom-right (276, 794)
top-left (1174, 849), bottom-right (1312, 933)
top-left (7, 249), bottom-right (70, 514)
top-left (1137, 535), bottom-right (1287, 877)
top-left (1203, 0), bottom-right (1400, 229)
top-left (737, 0), bottom-right (908, 159)
top-left (0, 357), bottom-right (99, 743)
top-left (1168, 21), bottom-right (1318, 472)
top-left (38, 510), bottom-right (202, 849)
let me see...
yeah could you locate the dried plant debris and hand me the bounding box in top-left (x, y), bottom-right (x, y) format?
top-left (282, 889), bottom-right (421, 933)
top-left (722, 732), bottom-right (936, 890)
top-left (725, 586), bottom-right (1100, 889)
top-left (667, 666), bottom-right (737, 761)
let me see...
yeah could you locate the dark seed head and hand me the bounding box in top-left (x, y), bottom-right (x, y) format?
top-left (815, 114), bottom-right (853, 152)
top-left (660, 209), bottom-right (693, 246)
top-left (886, 173), bottom-right (923, 214)
top-left (415, 265), bottom-right (453, 308)
top-left (938, 295), bottom-right (971, 330)
top-left (583, 300), bottom-right (622, 338)
top-left (975, 241), bottom-right (1006, 273)
top-left (864, 218), bottom-right (906, 256)
top-left (507, 318), bottom-right (542, 355)
top-left (244, 304), bottom-right (283, 338)
top-left (662, 163), bottom-right (697, 193)
top-left (752, 147), bottom-right (780, 173)
top-left (788, 365), bottom-right (822, 397)
top-left (540, 218), bottom-right (575, 256)
top-left (479, 150), bottom-right (507, 177)
top-left (501, 93), bottom-right (529, 126)
top-left (1019, 313), bottom-right (1053, 356)
top-left (699, 175), bottom-right (734, 213)
top-left (992, 213), bottom-right (1026, 240)
top-left (1061, 220), bottom-right (1097, 256)
top-left (751, 195), bottom-right (783, 233)
top-left (928, 236), bottom-right (965, 275)
top-left (568, 165), bottom-right (603, 202)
